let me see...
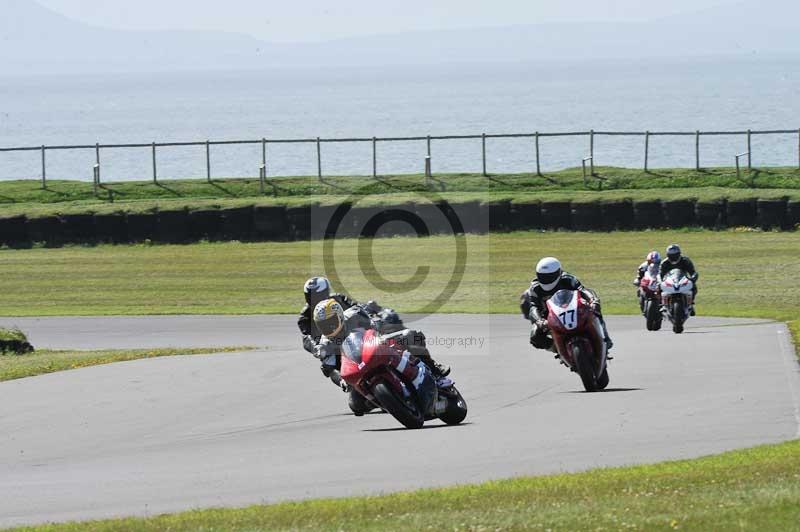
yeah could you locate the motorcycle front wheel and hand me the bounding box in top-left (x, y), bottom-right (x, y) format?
top-left (438, 387), bottom-right (468, 425)
top-left (373, 382), bottom-right (425, 429)
top-left (645, 299), bottom-right (662, 331)
top-left (672, 299), bottom-right (685, 334)
top-left (572, 342), bottom-right (598, 392)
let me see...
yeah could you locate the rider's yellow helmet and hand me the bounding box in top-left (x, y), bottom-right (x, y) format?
top-left (313, 298), bottom-right (345, 337)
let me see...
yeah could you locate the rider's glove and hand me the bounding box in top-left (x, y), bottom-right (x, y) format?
top-left (590, 299), bottom-right (600, 313)
top-left (303, 335), bottom-right (317, 354)
top-left (632, 278), bottom-right (640, 287)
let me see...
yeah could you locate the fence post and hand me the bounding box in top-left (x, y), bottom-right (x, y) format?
top-left (736, 155), bottom-right (741, 180)
top-left (535, 131), bottom-right (541, 176)
top-left (695, 130), bottom-right (700, 171)
top-left (372, 137), bottom-right (377, 178)
top-left (206, 140), bottom-right (211, 182)
top-left (259, 164), bottom-right (266, 195)
top-left (316, 137), bottom-right (322, 182)
top-left (747, 129), bottom-right (752, 169)
top-left (644, 131), bottom-right (650, 172)
top-left (798, 128), bottom-right (800, 169)
top-left (262, 138), bottom-right (267, 175)
top-left (152, 142), bottom-right (158, 183)
top-left (589, 129), bottom-right (595, 175)
top-left (93, 164), bottom-right (100, 195)
top-left (482, 133), bottom-right (487, 176)
top-left (95, 142), bottom-right (100, 168)
top-left (40, 145), bottom-right (46, 188)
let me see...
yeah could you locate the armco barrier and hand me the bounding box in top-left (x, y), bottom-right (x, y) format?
top-left (0, 215), bottom-right (28, 248)
top-left (510, 202), bottom-right (541, 232)
top-left (94, 213), bottom-right (128, 244)
top-left (695, 201), bottom-right (725, 228)
top-left (188, 209), bottom-right (224, 241)
top-left (788, 201), bottom-right (800, 227)
top-left (60, 214), bottom-right (96, 244)
top-left (602, 201), bottom-right (634, 229)
top-left (126, 212), bottom-right (157, 242)
top-left (539, 202), bottom-right (572, 229)
top-left (253, 205), bottom-right (290, 240)
top-left (481, 201), bottom-right (513, 232)
top-left (632, 201), bottom-right (662, 229)
top-left (5, 198), bottom-right (798, 248)
top-left (221, 206), bottom-right (254, 241)
top-left (570, 202), bottom-right (604, 231)
top-left (726, 199), bottom-right (757, 227)
top-left (285, 206), bottom-right (311, 240)
top-left (662, 200), bottom-right (696, 228)
top-left (27, 215), bottom-right (62, 247)
top-left (756, 199), bottom-right (788, 229)
top-left (155, 209), bottom-right (190, 244)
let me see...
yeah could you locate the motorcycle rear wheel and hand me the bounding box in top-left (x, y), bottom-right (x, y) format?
top-left (373, 382), bottom-right (425, 429)
top-left (438, 388), bottom-right (468, 425)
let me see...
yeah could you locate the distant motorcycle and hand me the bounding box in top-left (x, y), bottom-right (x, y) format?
top-left (660, 269), bottom-right (694, 334)
top-left (636, 265), bottom-right (663, 331)
top-left (339, 328), bottom-right (467, 429)
top-left (544, 289), bottom-right (610, 392)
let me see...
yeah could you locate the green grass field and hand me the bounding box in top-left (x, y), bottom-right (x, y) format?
top-left (0, 346), bottom-right (253, 382)
top-left (0, 230), bottom-right (797, 320)
top-left (14, 439), bottom-right (800, 531)
top-left (1, 166), bottom-right (799, 217)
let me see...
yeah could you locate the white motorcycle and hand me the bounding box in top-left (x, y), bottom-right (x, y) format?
top-left (659, 269), bottom-right (695, 334)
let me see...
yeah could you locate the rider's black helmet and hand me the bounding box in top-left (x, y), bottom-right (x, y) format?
top-left (666, 244), bottom-right (682, 265)
top-left (304, 277), bottom-right (331, 307)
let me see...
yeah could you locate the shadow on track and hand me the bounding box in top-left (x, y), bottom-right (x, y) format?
top-left (362, 422), bottom-right (473, 433)
top-left (562, 387), bottom-right (644, 394)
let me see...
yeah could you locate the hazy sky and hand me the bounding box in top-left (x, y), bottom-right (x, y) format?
top-left (37, 0), bottom-right (740, 42)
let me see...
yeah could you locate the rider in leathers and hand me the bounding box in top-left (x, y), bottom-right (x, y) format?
top-left (659, 244), bottom-right (699, 315)
top-left (520, 257), bottom-right (614, 354)
top-left (298, 277), bottom-right (449, 414)
top-left (314, 300), bottom-right (448, 415)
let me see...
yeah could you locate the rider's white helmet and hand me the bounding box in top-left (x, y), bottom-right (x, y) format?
top-left (536, 257), bottom-right (562, 292)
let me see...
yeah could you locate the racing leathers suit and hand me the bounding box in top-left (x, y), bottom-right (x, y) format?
top-left (519, 272), bottom-right (613, 352)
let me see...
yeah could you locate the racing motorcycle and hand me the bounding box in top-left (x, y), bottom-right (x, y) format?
top-left (545, 289), bottom-right (610, 392)
top-left (339, 327), bottom-right (467, 429)
top-left (637, 264), bottom-right (663, 331)
top-left (660, 269), bottom-right (694, 334)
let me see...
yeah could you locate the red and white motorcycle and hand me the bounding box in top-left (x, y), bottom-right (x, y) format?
top-left (660, 269), bottom-right (694, 334)
top-left (545, 289), bottom-right (610, 392)
top-left (637, 264), bottom-right (663, 331)
top-left (339, 328), bottom-right (468, 429)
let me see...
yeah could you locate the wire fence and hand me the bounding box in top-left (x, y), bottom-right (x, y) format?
top-left (1, 128), bottom-right (799, 189)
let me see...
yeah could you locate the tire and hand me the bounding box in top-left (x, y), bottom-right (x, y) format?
top-left (572, 342), bottom-right (598, 392)
top-left (372, 382), bottom-right (424, 429)
top-left (672, 300), bottom-right (685, 334)
top-left (645, 300), bottom-right (661, 332)
top-left (438, 388), bottom-right (468, 425)
top-left (597, 368), bottom-right (610, 390)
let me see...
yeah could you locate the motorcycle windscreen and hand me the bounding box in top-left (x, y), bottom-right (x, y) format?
top-left (667, 269), bottom-right (686, 282)
top-left (340, 328), bottom-right (366, 365)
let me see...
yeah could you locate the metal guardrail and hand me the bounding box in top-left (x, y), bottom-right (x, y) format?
top-left (2, 128), bottom-right (800, 189)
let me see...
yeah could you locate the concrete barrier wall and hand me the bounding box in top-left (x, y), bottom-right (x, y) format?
top-left (5, 197), bottom-right (798, 248)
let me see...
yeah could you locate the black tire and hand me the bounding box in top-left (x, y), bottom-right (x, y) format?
top-left (438, 388), bottom-right (468, 425)
top-left (373, 382), bottom-right (424, 429)
top-left (597, 368), bottom-right (610, 390)
top-left (572, 342), bottom-right (598, 392)
top-left (672, 300), bottom-right (685, 334)
top-left (645, 300), bottom-right (661, 332)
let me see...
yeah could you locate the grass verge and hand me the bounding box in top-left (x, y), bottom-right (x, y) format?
top-left (14, 439), bottom-right (800, 531)
top-left (1, 166), bottom-right (799, 217)
top-left (0, 346), bottom-right (254, 382)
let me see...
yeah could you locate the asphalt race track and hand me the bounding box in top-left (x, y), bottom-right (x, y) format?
top-left (0, 315), bottom-right (798, 527)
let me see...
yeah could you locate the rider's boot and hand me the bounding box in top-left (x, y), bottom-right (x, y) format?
top-left (348, 389), bottom-right (374, 416)
top-left (416, 349), bottom-right (451, 378)
top-left (598, 316), bottom-right (614, 355)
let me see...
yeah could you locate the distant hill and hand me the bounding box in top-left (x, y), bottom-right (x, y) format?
top-left (1, 0), bottom-right (799, 76)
